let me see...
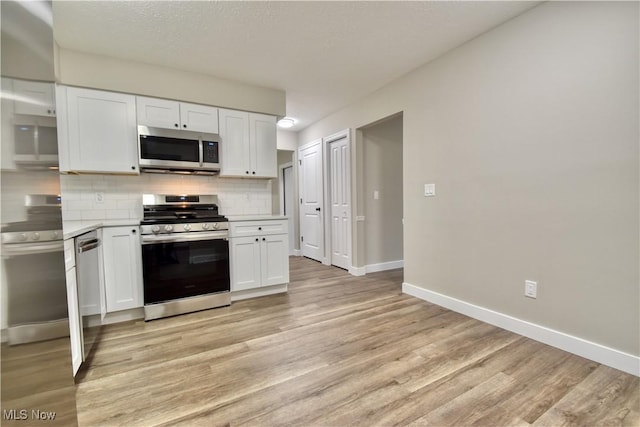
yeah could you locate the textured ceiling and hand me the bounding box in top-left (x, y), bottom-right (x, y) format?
top-left (52, 1), bottom-right (540, 131)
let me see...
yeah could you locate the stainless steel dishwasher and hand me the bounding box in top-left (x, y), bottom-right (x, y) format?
top-left (75, 230), bottom-right (104, 362)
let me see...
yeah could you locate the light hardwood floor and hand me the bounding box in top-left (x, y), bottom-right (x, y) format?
top-left (76, 257), bottom-right (639, 426)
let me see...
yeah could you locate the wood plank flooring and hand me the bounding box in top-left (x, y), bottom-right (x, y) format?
top-left (75, 257), bottom-right (640, 426)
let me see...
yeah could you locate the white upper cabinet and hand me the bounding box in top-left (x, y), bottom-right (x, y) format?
top-left (136, 96), bottom-right (218, 133)
top-left (219, 109), bottom-right (277, 178)
top-left (57, 86), bottom-right (139, 174)
top-left (13, 80), bottom-right (56, 117)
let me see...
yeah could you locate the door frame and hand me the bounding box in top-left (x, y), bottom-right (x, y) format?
top-left (323, 129), bottom-right (352, 270)
top-left (279, 161), bottom-right (298, 256)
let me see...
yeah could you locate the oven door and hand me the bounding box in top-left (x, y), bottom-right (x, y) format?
top-left (141, 233), bottom-right (230, 305)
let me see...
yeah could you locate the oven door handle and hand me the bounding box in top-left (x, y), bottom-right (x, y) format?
top-left (141, 231), bottom-right (229, 245)
top-left (1, 240), bottom-right (64, 257)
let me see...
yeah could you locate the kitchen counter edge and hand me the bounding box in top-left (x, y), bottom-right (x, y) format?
top-left (63, 220), bottom-right (140, 240)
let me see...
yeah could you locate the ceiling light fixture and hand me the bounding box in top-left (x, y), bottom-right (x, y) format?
top-left (277, 117), bottom-right (295, 129)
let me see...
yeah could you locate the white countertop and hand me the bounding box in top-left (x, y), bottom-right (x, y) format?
top-left (226, 215), bottom-right (288, 222)
top-left (63, 219), bottom-right (140, 240)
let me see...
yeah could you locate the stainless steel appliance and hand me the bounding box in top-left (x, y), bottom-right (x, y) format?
top-left (75, 230), bottom-right (103, 362)
top-left (138, 125), bottom-right (220, 174)
top-left (1, 195), bottom-right (67, 345)
top-left (140, 194), bottom-right (230, 320)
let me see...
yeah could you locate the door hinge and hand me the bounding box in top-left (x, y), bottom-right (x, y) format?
top-left (301, 236), bottom-right (304, 242)
top-left (299, 160), bottom-right (302, 166)
top-left (300, 198), bottom-right (303, 204)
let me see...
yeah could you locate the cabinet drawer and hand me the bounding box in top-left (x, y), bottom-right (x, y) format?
top-left (229, 220), bottom-right (288, 237)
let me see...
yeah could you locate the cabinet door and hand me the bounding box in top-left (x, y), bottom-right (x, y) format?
top-left (102, 227), bottom-right (143, 312)
top-left (219, 108), bottom-right (250, 177)
top-left (65, 87), bottom-right (139, 174)
top-left (1, 78), bottom-right (16, 170)
top-left (136, 96), bottom-right (181, 130)
top-left (65, 266), bottom-right (83, 376)
top-left (180, 102), bottom-right (219, 133)
top-left (230, 236), bottom-right (261, 291)
top-left (12, 80), bottom-right (56, 116)
top-left (250, 113), bottom-right (277, 178)
top-left (260, 234), bottom-right (289, 287)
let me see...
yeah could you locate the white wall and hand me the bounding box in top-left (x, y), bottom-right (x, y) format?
top-left (299, 2), bottom-right (639, 357)
top-left (277, 130), bottom-right (298, 151)
top-left (55, 47), bottom-right (285, 117)
top-left (60, 174), bottom-right (272, 221)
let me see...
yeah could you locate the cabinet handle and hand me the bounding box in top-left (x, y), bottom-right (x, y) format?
top-left (47, 109), bottom-right (51, 114)
top-left (246, 171), bottom-right (249, 174)
top-left (174, 123), bottom-right (179, 128)
top-left (252, 171), bottom-right (256, 175)
top-left (255, 238), bottom-right (258, 242)
top-left (262, 238), bottom-right (266, 241)
top-left (132, 229), bottom-right (137, 234)
top-left (183, 124), bottom-right (187, 128)
top-left (258, 227), bottom-right (262, 231)
top-left (131, 166), bottom-right (136, 170)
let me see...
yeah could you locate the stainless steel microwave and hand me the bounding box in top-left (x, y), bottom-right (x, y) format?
top-left (138, 125), bottom-right (220, 174)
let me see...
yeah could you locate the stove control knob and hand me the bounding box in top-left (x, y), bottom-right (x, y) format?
top-left (201, 223), bottom-right (210, 230)
top-left (163, 225), bottom-right (173, 232)
top-left (183, 224), bottom-right (192, 231)
top-left (51, 231), bottom-right (59, 239)
top-left (18, 233), bottom-right (27, 241)
top-left (212, 223), bottom-right (219, 230)
top-left (151, 225), bottom-right (161, 233)
top-left (31, 232), bottom-right (40, 241)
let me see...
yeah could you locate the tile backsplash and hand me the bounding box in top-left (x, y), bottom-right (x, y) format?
top-left (60, 174), bottom-right (272, 221)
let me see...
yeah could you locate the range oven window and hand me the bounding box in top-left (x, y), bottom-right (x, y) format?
top-left (142, 239), bottom-right (230, 304)
top-left (140, 135), bottom-right (199, 162)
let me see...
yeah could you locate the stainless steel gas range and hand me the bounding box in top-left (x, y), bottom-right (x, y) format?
top-left (140, 194), bottom-right (231, 320)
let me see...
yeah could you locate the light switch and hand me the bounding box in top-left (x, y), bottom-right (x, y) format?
top-left (424, 184), bottom-right (436, 197)
top-left (373, 190), bottom-right (379, 200)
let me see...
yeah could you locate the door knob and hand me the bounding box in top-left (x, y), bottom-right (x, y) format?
top-left (315, 207), bottom-right (321, 211)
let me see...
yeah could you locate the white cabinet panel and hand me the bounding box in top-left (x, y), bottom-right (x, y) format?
top-left (250, 113), bottom-right (277, 178)
top-left (137, 96), bottom-right (219, 133)
top-left (230, 236), bottom-right (261, 291)
top-left (219, 108), bottom-right (250, 176)
top-left (180, 102), bottom-right (219, 133)
top-left (13, 80), bottom-right (56, 116)
top-left (261, 234), bottom-right (289, 287)
top-left (136, 96), bottom-right (181, 129)
top-left (59, 86), bottom-right (138, 174)
top-left (65, 266), bottom-right (82, 376)
top-left (102, 227), bottom-right (143, 312)
top-left (229, 220), bottom-right (289, 292)
top-left (219, 109), bottom-right (276, 178)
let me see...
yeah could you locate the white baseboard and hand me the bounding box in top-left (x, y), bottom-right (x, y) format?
top-left (290, 249), bottom-right (301, 256)
top-left (101, 308), bottom-right (144, 325)
top-left (349, 260), bottom-right (404, 276)
top-left (403, 282), bottom-right (640, 377)
top-left (349, 266), bottom-right (366, 276)
top-left (366, 260), bottom-right (404, 273)
top-left (231, 284), bottom-right (288, 301)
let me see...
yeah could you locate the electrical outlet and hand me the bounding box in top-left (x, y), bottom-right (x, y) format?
top-left (95, 192), bottom-right (104, 204)
top-left (525, 280), bottom-right (537, 299)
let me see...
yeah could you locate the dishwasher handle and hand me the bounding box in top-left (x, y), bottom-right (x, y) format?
top-left (77, 238), bottom-right (100, 253)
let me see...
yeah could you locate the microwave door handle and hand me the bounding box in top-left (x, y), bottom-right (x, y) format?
top-left (198, 138), bottom-right (204, 167)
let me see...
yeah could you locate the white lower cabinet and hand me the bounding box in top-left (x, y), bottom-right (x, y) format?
top-left (102, 226), bottom-right (143, 312)
top-left (63, 239), bottom-right (82, 376)
top-left (229, 220), bottom-right (289, 292)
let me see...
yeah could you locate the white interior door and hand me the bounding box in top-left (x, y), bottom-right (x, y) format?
top-left (283, 165), bottom-right (296, 253)
top-left (299, 140), bottom-right (324, 262)
top-left (330, 137), bottom-right (351, 270)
